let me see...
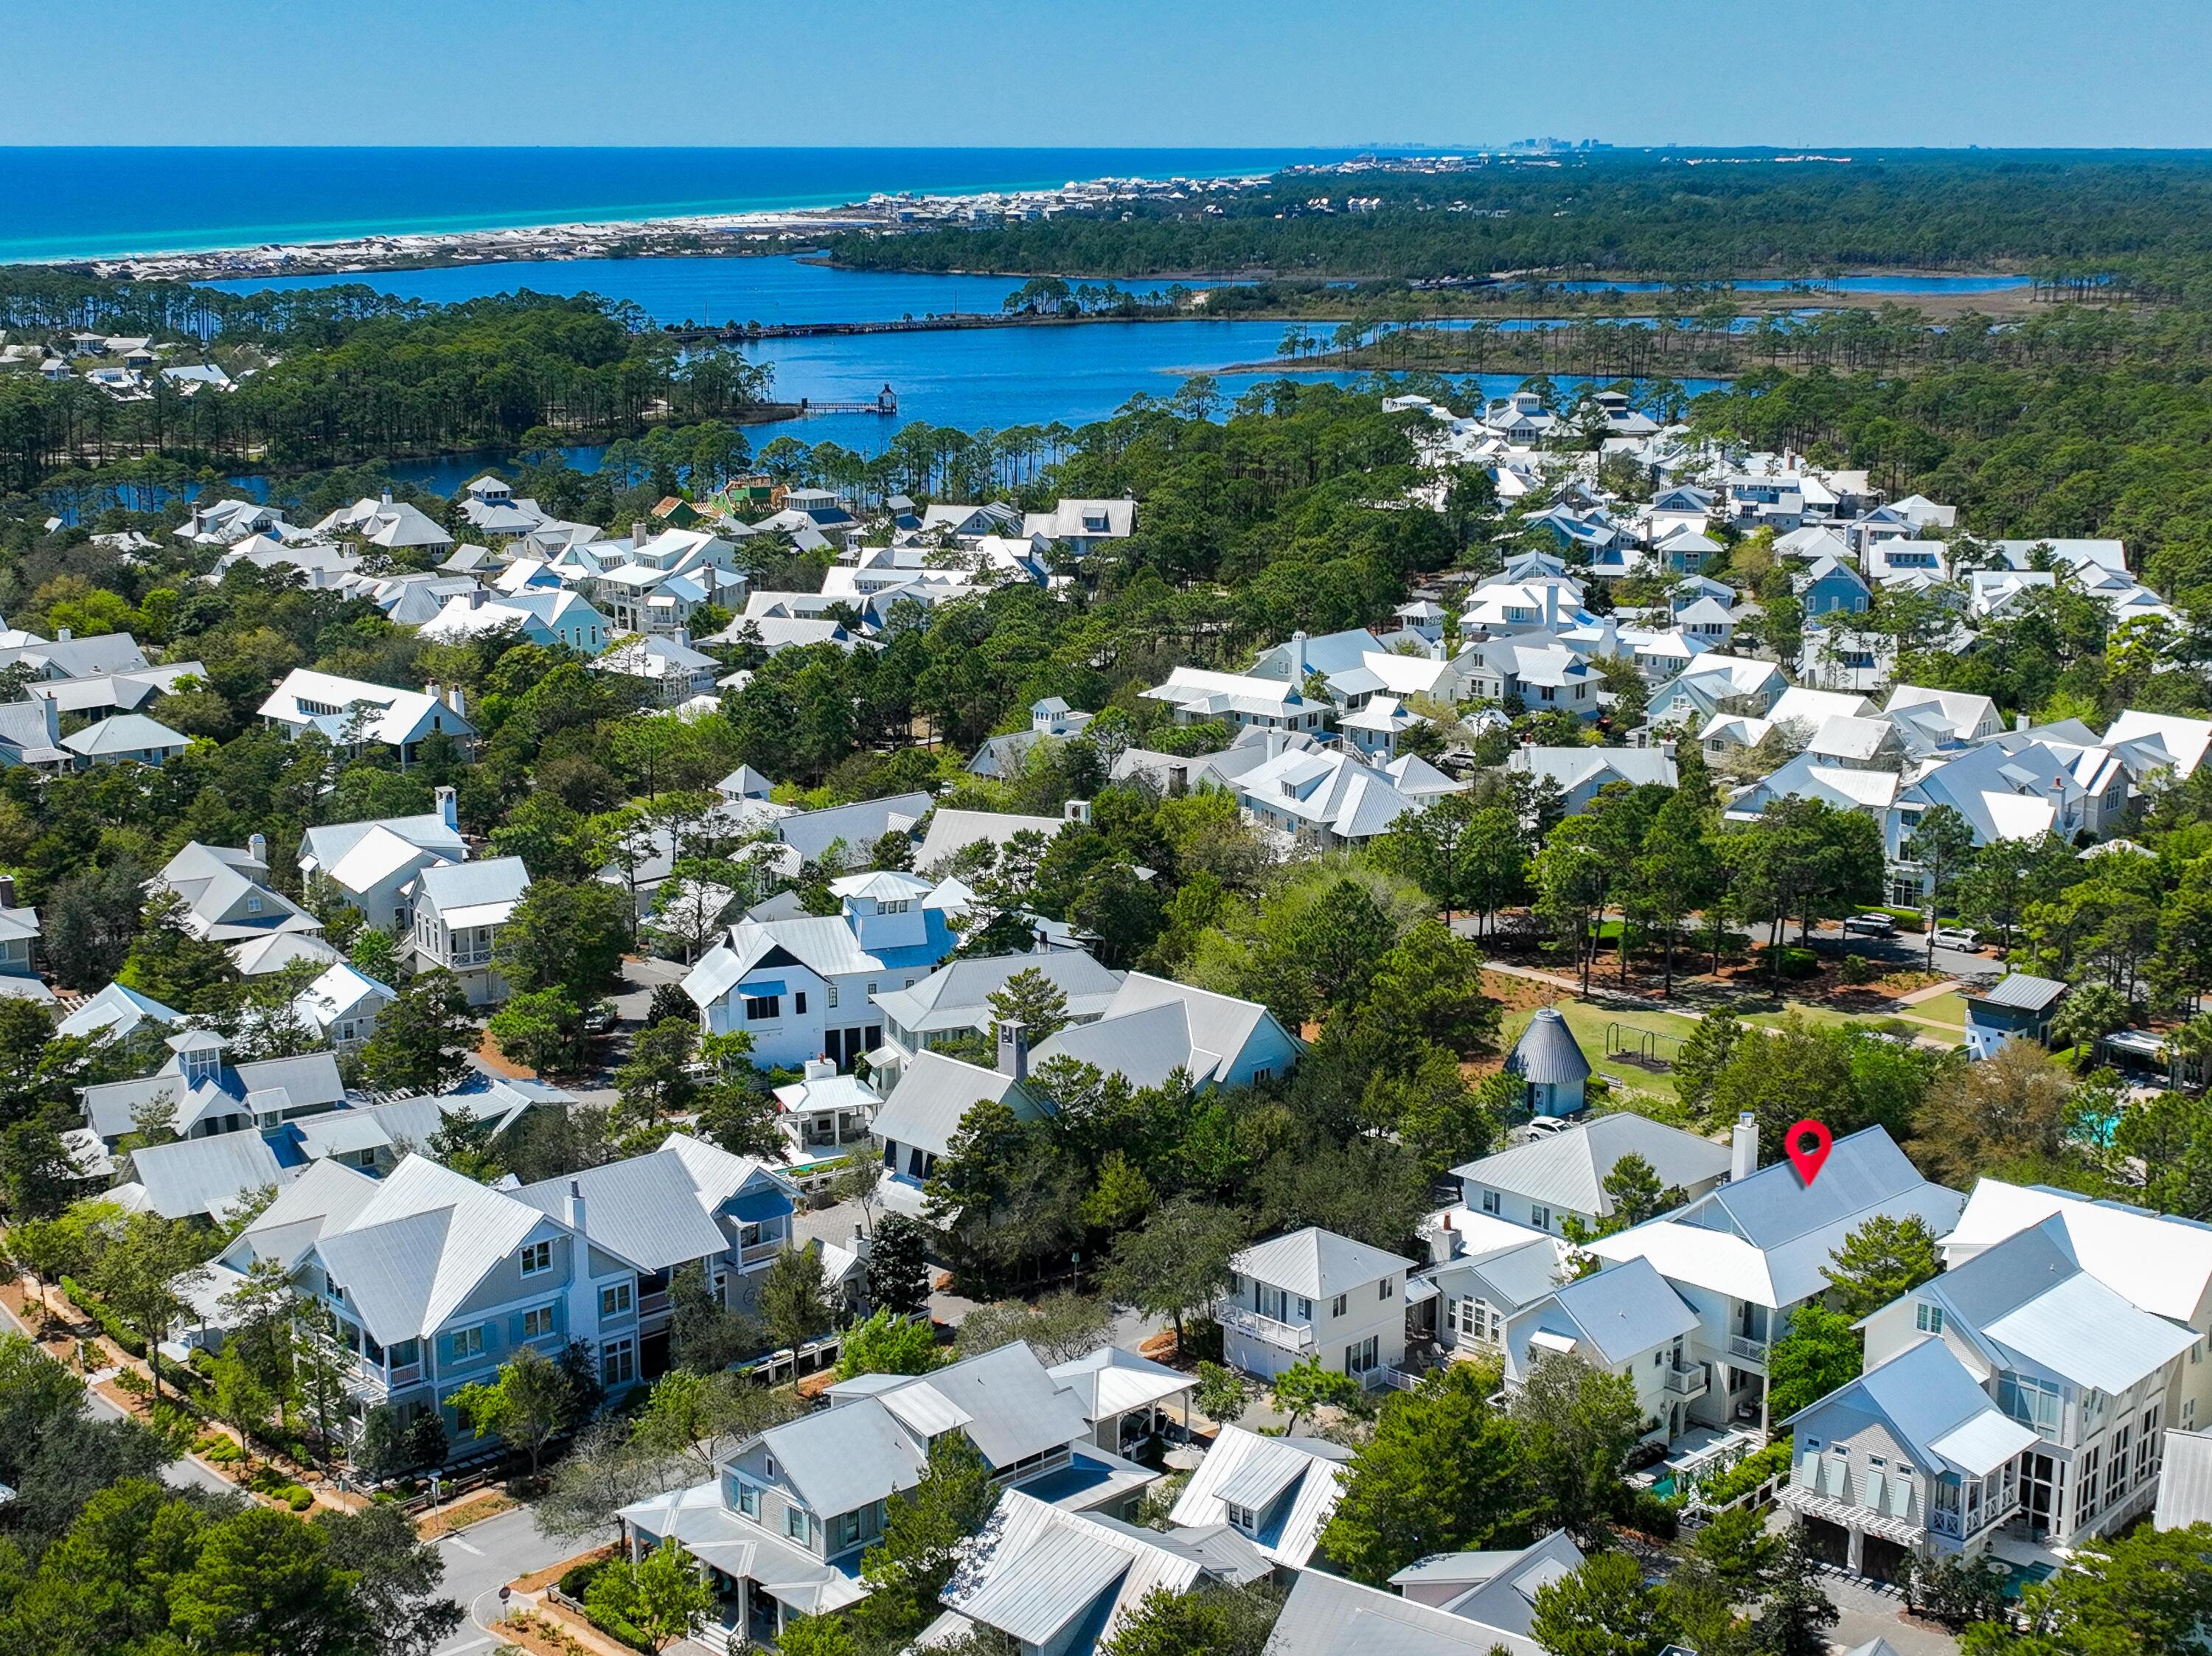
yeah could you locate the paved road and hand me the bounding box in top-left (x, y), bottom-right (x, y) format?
top-left (0, 1287), bottom-right (234, 1497)
top-left (429, 1505), bottom-right (578, 1656)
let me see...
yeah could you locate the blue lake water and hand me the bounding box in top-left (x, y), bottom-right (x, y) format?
top-left (204, 254), bottom-right (1227, 329)
top-left (0, 146), bottom-right (1371, 264)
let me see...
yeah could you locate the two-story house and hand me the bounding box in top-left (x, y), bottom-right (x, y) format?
top-left (682, 870), bottom-right (959, 1071)
top-left (298, 790), bottom-right (468, 938)
top-left (1587, 1121), bottom-right (1966, 1438)
top-left (871, 1040), bottom-right (1053, 1222)
top-left (1219, 1226), bottom-right (1415, 1385)
top-left (206, 1155), bottom-right (584, 1448)
top-left (1141, 667), bottom-right (1328, 735)
top-left (1942, 1177), bottom-right (2212, 1436)
top-left (513, 1133), bottom-right (801, 1374)
top-left (410, 857), bottom-right (532, 1005)
top-left (616, 1340), bottom-right (1158, 1648)
top-left (1455, 1113), bottom-right (1732, 1238)
top-left (259, 669), bottom-right (476, 766)
top-left (1778, 1337), bottom-right (2038, 1583)
top-left (1854, 1215), bottom-right (2194, 1559)
top-left (80, 1028), bottom-right (349, 1148)
top-left (153, 838), bottom-right (324, 945)
top-left (1498, 1256), bottom-right (1707, 1442)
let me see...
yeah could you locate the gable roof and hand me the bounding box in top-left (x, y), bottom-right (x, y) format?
top-left (1232, 1226), bottom-right (1413, 1299)
top-left (307, 1155), bottom-right (553, 1344)
top-left (1944, 1177), bottom-right (2212, 1324)
top-left (1265, 1568), bottom-right (1541, 1656)
top-left (1455, 1114), bottom-right (1731, 1218)
top-left (1590, 1126), bottom-right (1964, 1307)
top-left (1032, 972), bottom-right (1295, 1090)
top-left (872, 951), bottom-right (1124, 1037)
top-left (128, 1131), bottom-right (288, 1220)
top-left (512, 1135), bottom-right (792, 1273)
top-left (1520, 1256), bottom-right (1700, 1367)
top-left (1787, 1335), bottom-right (2037, 1481)
top-left (871, 1051), bottom-right (1043, 1162)
top-left (1168, 1424), bottom-right (1349, 1568)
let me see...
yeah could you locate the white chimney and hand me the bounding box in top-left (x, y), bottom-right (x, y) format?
top-left (2015, 712), bottom-right (2030, 733)
top-left (0, 874), bottom-right (17, 910)
top-left (447, 685), bottom-right (467, 720)
top-left (1544, 583), bottom-right (1560, 630)
top-left (55, 627), bottom-right (70, 643)
top-left (1289, 629), bottom-right (1308, 678)
top-left (803, 1056), bottom-right (835, 1082)
top-left (248, 832), bottom-right (268, 866)
top-left (435, 785), bottom-right (458, 832)
top-left (631, 520), bottom-right (650, 547)
top-left (995, 1017), bottom-right (1029, 1082)
top-left (566, 1178), bottom-right (586, 1232)
top-left (1731, 1113), bottom-right (1758, 1183)
top-left (1064, 799), bottom-right (1091, 824)
top-left (468, 587), bottom-right (487, 609)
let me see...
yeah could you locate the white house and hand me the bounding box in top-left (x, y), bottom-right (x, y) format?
top-left (682, 870), bottom-right (959, 1071)
top-left (299, 793), bottom-right (467, 933)
top-left (410, 857), bottom-right (532, 1005)
top-left (259, 669), bottom-right (476, 765)
top-left (1219, 1226), bottom-right (1414, 1385)
top-left (1454, 1113), bottom-right (1732, 1238)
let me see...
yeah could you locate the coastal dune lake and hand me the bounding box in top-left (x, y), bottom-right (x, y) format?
top-left (217, 254), bottom-right (1740, 464)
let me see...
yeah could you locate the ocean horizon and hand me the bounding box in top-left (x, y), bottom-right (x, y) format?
top-left (0, 146), bottom-right (1377, 265)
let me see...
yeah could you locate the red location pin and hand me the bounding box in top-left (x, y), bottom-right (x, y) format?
top-left (1785, 1119), bottom-right (1832, 1186)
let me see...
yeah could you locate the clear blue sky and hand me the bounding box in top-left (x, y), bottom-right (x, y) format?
top-left (7, 0), bottom-right (2211, 149)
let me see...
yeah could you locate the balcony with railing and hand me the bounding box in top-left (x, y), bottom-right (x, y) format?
top-left (1215, 1300), bottom-right (1318, 1355)
top-left (1663, 1359), bottom-right (1709, 1399)
top-left (739, 1237), bottom-right (785, 1267)
top-left (638, 1290), bottom-right (672, 1318)
top-left (1725, 1333), bottom-right (1769, 1366)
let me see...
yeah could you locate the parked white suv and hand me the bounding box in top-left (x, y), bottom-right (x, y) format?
top-left (1931, 925), bottom-right (1979, 950)
top-left (1840, 913), bottom-right (1896, 937)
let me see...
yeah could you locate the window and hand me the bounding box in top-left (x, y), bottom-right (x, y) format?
top-left (1331, 1294), bottom-right (1348, 1318)
top-left (451, 1326), bottom-right (484, 1360)
top-left (1916, 1302), bottom-right (1944, 1335)
top-left (745, 994), bottom-right (782, 1021)
top-left (601, 1337), bottom-right (634, 1388)
top-left (1998, 1371), bottom-right (2062, 1436)
top-left (786, 1506), bottom-right (810, 1543)
top-left (793, 990), bottom-right (807, 1015)
top-left (828, 985), bottom-right (839, 1008)
top-left (1295, 1298), bottom-right (1312, 1321)
top-left (1531, 1205), bottom-right (1551, 1230)
top-left (601, 1282), bottom-right (633, 1317)
top-left (522, 1306), bottom-right (556, 1339)
top-left (520, 1240), bottom-right (552, 1276)
top-left (834, 1511), bottom-right (862, 1550)
top-left (866, 981), bottom-right (878, 997)
top-left (1378, 1277), bottom-right (1393, 1301)
top-left (1480, 1189), bottom-right (1501, 1216)
top-left (737, 1481), bottom-right (759, 1519)
top-left (1345, 1336), bottom-right (1380, 1377)
top-left (1226, 1502), bottom-right (1257, 1534)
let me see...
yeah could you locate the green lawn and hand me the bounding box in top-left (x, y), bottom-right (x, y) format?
top-left (1498, 1000), bottom-right (1703, 1102)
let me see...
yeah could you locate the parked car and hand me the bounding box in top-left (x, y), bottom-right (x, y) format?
top-left (1931, 925), bottom-right (1980, 950)
top-left (1841, 912), bottom-right (1896, 937)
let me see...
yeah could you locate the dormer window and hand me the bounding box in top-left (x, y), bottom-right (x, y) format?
top-left (1227, 1501), bottom-right (1257, 1534)
top-left (521, 1239), bottom-right (553, 1276)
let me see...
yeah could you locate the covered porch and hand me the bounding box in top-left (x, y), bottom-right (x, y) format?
top-left (617, 1482), bottom-right (867, 1652)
